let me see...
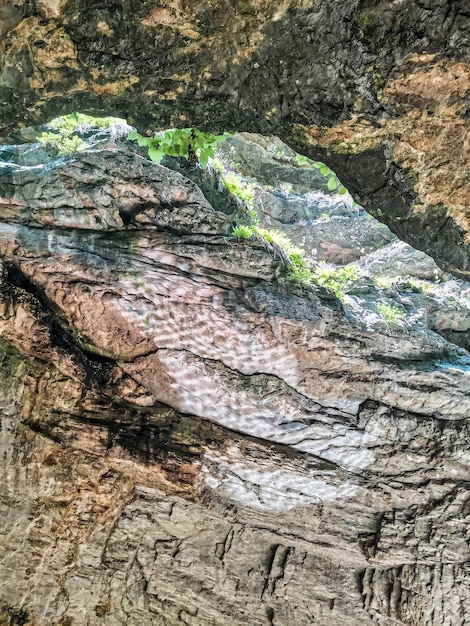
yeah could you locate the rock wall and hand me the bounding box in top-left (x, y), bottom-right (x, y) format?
top-left (1, 1), bottom-right (470, 278)
top-left (0, 146), bottom-right (469, 625)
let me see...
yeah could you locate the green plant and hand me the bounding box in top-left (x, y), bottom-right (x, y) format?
top-left (127, 127), bottom-right (232, 168)
top-left (232, 225), bottom-right (254, 239)
top-left (221, 171), bottom-right (258, 223)
top-left (314, 162), bottom-right (348, 195)
top-left (285, 246), bottom-right (313, 286)
top-left (254, 227), bottom-right (306, 277)
top-left (231, 224), bottom-right (360, 295)
top-left (295, 154), bottom-right (312, 167)
top-left (310, 263), bottom-right (359, 299)
top-left (221, 171), bottom-right (256, 206)
top-left (208, 159), bottom-right (259, 223)
top-left (37, 112), bottom-right (120, 154)
top-left (211, 157), bottom-right (224, 172)
top-left (377, 301), bottom-right (406, 325)
top-left (37, 132), bottom-right (87, 155)
top-left (374, 275), bottom-right (396, 290)
top-left (231, 224), bottom-right (309, 283)
top-left (295, 153), bottom-right (348, 195)
top-left (48, 112), bottom-right (118, 133)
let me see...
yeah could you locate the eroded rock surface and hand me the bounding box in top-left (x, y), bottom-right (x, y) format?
top-left (0, 148), bottom-right (469, 625)
top-left (217, 132), bottom-right (397, 262)
top-left (1, 1), bottom-right (470, 278)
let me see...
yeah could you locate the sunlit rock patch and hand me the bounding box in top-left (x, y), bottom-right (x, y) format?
top-left (0, 125), bottom-right (469, 625)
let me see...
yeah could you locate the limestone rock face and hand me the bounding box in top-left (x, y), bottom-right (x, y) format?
top-left (0, 148), bottom-right (469, 625)
top-left (1, 1), bottom-right (470, 278)
top-left (217, 132), bottom-right (397, 262)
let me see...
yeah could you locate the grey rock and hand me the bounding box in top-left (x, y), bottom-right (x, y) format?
top-left (0, 148), bottom-right (232, 235)
top-left (216, 133), bottom-right (396, 262)
top-left (1, 1), bottom-right (470, 280)
top-left (359, 240), bottom-right (447, 281)
top-left (0, 148), bottom-right (469, 626)
top-left (218, 132), bottom-right (331, 194)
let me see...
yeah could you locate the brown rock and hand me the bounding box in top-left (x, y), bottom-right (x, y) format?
top-left (1, 1), bottom-right (470, 277)
top-left (0, 150), bottom-right (469, 624)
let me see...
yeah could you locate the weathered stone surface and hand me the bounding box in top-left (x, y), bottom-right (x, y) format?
top-left (359, 241), bottom-right (446, 281)
top-left (0, 149), bottom-right (469, 625)
top-left (1, 1), bottom-right (470, 279)
top-left (0, 147), bottom-right (237, 234)
top-left (217, 132), bottom-right (397, 262)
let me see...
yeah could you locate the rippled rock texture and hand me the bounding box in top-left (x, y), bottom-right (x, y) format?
top-left (1, 1), bottom-right (470, 278)
top-left (0, 147), bottom-right (469, 625)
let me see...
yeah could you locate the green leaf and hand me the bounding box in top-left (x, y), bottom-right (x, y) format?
top-left (127, 129), bottom-right (138, 141)
top-left (327, 177), bottom-right (338, 191)
top-left (338, 185), bottom-right (348, 195)
top-left (199, 151), bottom-right (209, 168)
top-left (129, 126), bottom-right (232, 166)
top-left (171, 144), bottom-right (185, 156)
top-left (148, 146), bottom-right (165, 163)
top-left (296, 154), bottom-right (310, 166)
top-left (137, 135), bottom-right (151, 147)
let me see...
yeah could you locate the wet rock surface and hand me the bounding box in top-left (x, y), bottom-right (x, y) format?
top-left (0, 146), bottom-right (469, 625)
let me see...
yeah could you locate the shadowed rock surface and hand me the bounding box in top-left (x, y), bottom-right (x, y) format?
top-left (1, 1), bottom-right (470, 278)
top-left (0, 147), bottom-right (469, 625)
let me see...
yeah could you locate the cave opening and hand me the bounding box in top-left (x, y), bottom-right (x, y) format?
top-left (2, 110), bottom-right (469, 353)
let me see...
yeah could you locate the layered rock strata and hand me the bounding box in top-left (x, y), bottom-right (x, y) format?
top-left (0, 148), bottom-right (469, 625)
top-left (1, 1), bottom-right (470, 277)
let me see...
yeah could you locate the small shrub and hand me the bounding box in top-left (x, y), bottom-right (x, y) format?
top-left (37, 132), bottom-right (87, 155)
top-left (377, 301), bottom-right (406, 325)
top-left (37, 112), bottom-right (121, 154)
top-left (48, 112), bottom-right (118, 133)
top-left (253, 227), bottom-right (305, 274)
top-left (310, 263), bottom-right (359, 299)
top-left (221, 171), bottom-right (256, 207)
top-left (209, 158), bottom-right (258, 223)
top-left (231, 224), bottom-right (310, 283)
top-left (232, 225), bottom-right (254, 239)
top-left (230, 224), bottom-right (358, 295)
top-left (127, 127), bottom-right (232, 168)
